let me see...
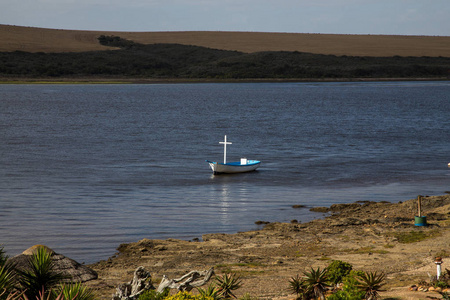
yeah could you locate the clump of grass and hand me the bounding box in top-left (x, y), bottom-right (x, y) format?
top-left (391, 230), bottom-right (440, 243)
top-left (343, 246), bottom-right (389, 255)
top-left (318, 256), bottom-right (332, 261)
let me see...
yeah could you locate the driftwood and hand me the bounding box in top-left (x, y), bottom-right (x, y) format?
top-left (156, 267), bottom-right (215, 293)
top-left (112, 266), bottom-right (153, 300)
top-left (112, 267), bottom-right (214, 300)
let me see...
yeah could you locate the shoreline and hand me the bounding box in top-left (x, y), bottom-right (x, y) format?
top-left (0, 77), bottom-right (449, 84)
top-left (85, 194), bottom-right (450, 299)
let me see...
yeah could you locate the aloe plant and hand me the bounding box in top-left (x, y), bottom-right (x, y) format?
top-left (288, 274), bottom-right (308, 300)
top-left (0, 247), bottom-right (16, 300)
top-left (356, 271), bottom-right (385, 300)
top-left (0, 248), bottom-right (8, 268)
top-left (0, 266), bottom-right (17, 300)
top-left (302, 267), bottom-right (331, 300)
top-left (214, 273), bottom-right (242, 299)
top-left (197, 284), bottom-right (220, 300)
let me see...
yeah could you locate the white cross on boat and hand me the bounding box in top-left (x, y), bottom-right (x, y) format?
top-left (206, 135), bottom-right (261, 174)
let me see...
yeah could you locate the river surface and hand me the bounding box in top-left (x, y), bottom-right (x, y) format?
top-left (1, 81), bottom-right (449, 263)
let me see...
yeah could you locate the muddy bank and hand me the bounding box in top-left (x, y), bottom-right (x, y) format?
top-left (86, 195), bottom-right (450, 299)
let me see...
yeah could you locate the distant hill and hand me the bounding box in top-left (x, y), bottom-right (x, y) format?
top-left (1, 24), bottom-right (450, 57)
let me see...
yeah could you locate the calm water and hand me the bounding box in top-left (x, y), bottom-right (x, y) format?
top-left (1, 82), bottom-right (449, 263)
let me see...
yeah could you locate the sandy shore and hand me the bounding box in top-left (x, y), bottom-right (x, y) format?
top-left (86, 194), bottom-right (450, 299)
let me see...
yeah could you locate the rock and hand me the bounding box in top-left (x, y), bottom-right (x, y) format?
top-left (329, 218), bottom-right (366, 226)
top-left (409, 285), bottom-right (418, 291)
top-left (310, 207), bottom-right (329, 213)
top-left (329, 203), bottom-right (361, 212)
top-left (292, 205), bottom-right (305, 209)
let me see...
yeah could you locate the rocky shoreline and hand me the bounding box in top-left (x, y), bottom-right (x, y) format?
top-left (86, 194), bottom-right (450, 299)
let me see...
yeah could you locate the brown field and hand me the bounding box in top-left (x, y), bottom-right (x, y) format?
top-left (1, 24), bottom-right (450, 57)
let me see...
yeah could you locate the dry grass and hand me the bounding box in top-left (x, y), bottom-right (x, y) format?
top-left (1, 24), bottom-right (450, 57)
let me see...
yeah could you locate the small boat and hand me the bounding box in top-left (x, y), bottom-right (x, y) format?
top-left (206, 135), bottom-right (260, 174)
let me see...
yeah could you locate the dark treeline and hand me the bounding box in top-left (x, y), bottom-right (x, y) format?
top-left (1, 36), bottom-right (449, 79)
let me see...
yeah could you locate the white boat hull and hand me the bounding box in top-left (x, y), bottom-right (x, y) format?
top-left (206, 160), bottom-right (260, 174)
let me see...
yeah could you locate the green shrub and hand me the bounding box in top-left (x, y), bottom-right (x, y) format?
top-left (435, 281), bottom-right (449, 289)
top-left (138, 288), bottom-right (169, 300)
top-left (164, 291), bottom-right (215, 300)
top-left (327, 270), bottom-right (365, 300)
top-left (326, 261), bottom-right (353, 285)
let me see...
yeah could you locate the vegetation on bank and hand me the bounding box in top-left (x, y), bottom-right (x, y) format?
top-left (0, 246), bottom-right (95, 300)
top-left (1, 244), bottom-right (449, 300)
top-left (0, 35), bottom-right (449, 80)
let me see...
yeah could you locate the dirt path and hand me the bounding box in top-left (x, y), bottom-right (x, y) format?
top-left (86, 195), bottom-right (450, 299)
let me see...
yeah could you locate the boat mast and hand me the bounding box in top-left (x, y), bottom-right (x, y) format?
top-left (219, 135), bottom-right (232, 164)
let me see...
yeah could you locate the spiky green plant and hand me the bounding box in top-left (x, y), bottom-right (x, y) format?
top-left (303, 267), bottom-right (331, 300)
top-left (214, 273), bottom-right (242, 299)
top-left (197, 284), bottom-right (220, 300)
top-left (288, 275), bottom-right (308, 300)
top-left (1, 290), bottom-right (26, 300)
top-left (55, 282), bottom-right (95, 300)
top-left (16, 247), bottom-right (66, 300)
top-left (356, 271), bottom-right (385, 300)
top-left (36, 287), bottom-right (65, 300)
top-left (326, 270), bottom-right (365, 300)
top-left (0, 266), bottom-right (16, 300)
top-left (0, 248), bottom-right (8, 268)
top-left (0, 247), bottom-right (16, 300)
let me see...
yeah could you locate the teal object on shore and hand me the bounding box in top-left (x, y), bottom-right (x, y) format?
top-left (414, 216), bottom-right (427, 226)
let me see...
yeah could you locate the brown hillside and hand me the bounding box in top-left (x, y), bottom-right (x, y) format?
top-left (1, 24), bottom-right (450, 57)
